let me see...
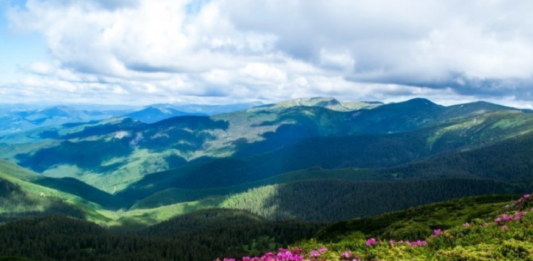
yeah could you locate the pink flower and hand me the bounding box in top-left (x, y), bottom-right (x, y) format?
top-left (483, 223), bottom-right (488, 227)
top-left (525, 194), bottom-right (530, 199)
top-left (310, 250), bottom-right (320, 257)
top-left (514, 216), bottom-right (521, 221)
top-left (389, 240), bottom-right (396, 245)
top-left (341, 251), bottom-right (351, 258)
top-left (495, 217), bottom-right (502, 223)
top-left (319, 247), bottom-right (327, 253)
top-left (433, 229), bottom-right (442, 235)
top-left (503, 214), bottom-right (511, 221)
top-left (366, 238), bottom-right (376, 246)
top-left (502, 225), bottom-right (509, 231)
top-left (463, 222), bottom-right (470, 227)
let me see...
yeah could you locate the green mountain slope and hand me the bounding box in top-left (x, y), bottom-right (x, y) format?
top-left (0, 178), bottom-right (86, 222)
top-left (217, 179), bottom-right (526, 222)
top-left (119, 109), bottom-right (533, 202)
top-left (216, 193), bottom-right (533, 261)
top-left (383, 131), bottom-right (533, 182)
top-left (0, 159), bottom-right (123, 210)
top-left (120, 177), bottom-right (527, 224)
top-left (1, 98), bottom-right (520, 193)
top-left (0, 212), bottom-right (324, 261)
top-left (119, 124), bottom-right (533, 225)
top-left (2, 194), bottom-right (531, 261)
top-left (314, 194), bottom-right (517, 242)
top-left (139, 208), bottom-right (265, 236)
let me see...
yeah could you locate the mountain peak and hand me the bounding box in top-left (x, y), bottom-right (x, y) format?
top-left (379, 98), bottom-right (440, 111)
top-left (404, 98), bottom-right (437, 105)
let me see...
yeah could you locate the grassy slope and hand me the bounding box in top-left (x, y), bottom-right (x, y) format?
top-left (0, 160), bottom-right (114, 223)
top-left (0, 159), bottom-right (124, 209)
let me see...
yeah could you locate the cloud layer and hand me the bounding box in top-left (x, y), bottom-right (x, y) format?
top-left (3, 0), bottom-right (533, 107)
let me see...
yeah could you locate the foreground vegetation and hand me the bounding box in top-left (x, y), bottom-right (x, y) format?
top-left (0, 194), bottom-right (527, 261)
top-left (219, 193), bottom-right (533, 261)
top-left (0, 210), bottom-right (324, 261)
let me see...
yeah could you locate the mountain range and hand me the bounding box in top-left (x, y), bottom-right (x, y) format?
top-left (1, 97), bottom-right (533, 260)
top-left (0, 102), bottom-right (261, 138)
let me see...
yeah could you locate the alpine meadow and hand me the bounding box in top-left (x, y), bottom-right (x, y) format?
top-left (2, 1), bottom-right (533, 261)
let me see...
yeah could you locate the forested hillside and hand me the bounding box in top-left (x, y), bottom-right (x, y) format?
top-left (2, 98), bottom-right (533, 261)
top-left (0, 194), bottom-right (529, 261)
top-left (1, 98), bottom-right (524, 193)
top-left (218, 193), bottom-right (533, 261)
top-left (0, 212), bottom-right (324, 261)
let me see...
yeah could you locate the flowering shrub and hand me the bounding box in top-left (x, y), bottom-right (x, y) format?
top-left (218, 193), bottom-right (533, 261)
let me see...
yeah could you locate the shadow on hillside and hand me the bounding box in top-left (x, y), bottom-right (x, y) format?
top-left (257, 179), bottom-right (530, 222)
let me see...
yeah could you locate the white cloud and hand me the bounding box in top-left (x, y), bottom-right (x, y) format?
top-left (3, 0), bottom-right (533, 106)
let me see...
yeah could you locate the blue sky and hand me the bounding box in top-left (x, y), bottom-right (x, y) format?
top-left (1, 0), bottom-right (533, 108)
top-left (0, 1), bottom-right (46, 81)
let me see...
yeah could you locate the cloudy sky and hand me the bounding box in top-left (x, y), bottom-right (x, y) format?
top-left (1, 0), bottom-right (533, 107)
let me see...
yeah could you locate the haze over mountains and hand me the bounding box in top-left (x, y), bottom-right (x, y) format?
top-left (1, 97), bottom-right (533, 260)
top-left (0, 101), bottom-right (262, 136)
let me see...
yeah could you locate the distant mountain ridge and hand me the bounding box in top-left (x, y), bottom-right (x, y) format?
top-left (0, 97), bottom-right (528, 194)
top-left (0, 106), bottom-right (124, 136)
top-left (0, 102), bottom-right (263, 137)
top-left (124, 105), bottom-right (206, 124)
top-left (250, 97), bottom-right (382, 112)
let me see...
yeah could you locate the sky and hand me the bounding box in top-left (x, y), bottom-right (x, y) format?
top-left (1, 0), bottom-right (533, 107)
